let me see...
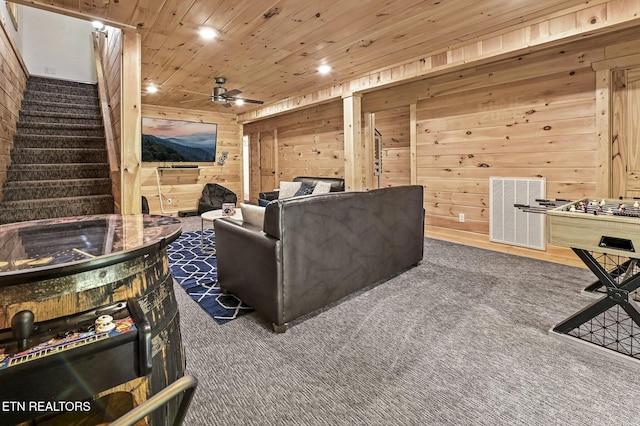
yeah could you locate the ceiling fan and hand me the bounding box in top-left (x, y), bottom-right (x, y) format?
top-left (181, 77), bottom-right (264, 107)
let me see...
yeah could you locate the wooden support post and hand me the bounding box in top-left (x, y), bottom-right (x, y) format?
top-left (343, 94), bottom-right (363, 191)
top-left (120, 30), bottom-right (142, 214)
top-left (410, 103), bottom-right (417, 185)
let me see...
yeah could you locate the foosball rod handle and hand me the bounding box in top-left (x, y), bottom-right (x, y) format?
top-left (11, 310), bottom-right (35, 352)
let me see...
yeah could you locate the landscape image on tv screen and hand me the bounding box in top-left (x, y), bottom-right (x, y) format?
top-left (142, 117), bottom-right (217, 163)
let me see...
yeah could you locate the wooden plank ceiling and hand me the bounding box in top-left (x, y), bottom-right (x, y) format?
top-left (13, 0), bottom-right (590, 113)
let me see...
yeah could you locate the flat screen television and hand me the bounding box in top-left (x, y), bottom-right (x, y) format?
top-left (141, 117), bottom-right (217, 163)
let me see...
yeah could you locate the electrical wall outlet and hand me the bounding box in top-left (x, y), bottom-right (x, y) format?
top-left (458, 213), bottom-right (465, 222)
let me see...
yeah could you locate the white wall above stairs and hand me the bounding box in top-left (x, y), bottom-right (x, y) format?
top-left (20, 6), bottom-right (97, 84)
top-left (1, 1), bottom-right (20, 48)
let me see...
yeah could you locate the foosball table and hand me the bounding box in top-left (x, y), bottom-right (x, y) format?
top-left (546, 198), bottom-right (640, 362)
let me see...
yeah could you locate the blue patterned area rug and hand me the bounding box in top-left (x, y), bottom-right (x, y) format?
top-left (167, 230), bottom-right (252, 324)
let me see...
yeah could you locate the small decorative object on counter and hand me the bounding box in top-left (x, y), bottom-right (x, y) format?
top-left (222, 203), bottom-right (236, 217)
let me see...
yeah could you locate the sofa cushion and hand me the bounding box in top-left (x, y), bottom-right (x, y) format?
top-left (311, 181), bottom-right (332, 195)
top-left (294, 177), bottom-right (345, 192)
top-left (294, 183), bottom-right (314, 197)
top-left (240, 203), bottom-right (266, 229)
top-left (278, 181), bottom-right (302, 199)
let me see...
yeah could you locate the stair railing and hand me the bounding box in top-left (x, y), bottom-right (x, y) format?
top-left (92, 31), bottom-right (119, 179)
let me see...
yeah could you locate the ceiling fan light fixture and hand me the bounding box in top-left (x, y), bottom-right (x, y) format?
top-left (199, 26), bottom-right (217, 40)
top-left (178, 77), bottom-right (263, 107)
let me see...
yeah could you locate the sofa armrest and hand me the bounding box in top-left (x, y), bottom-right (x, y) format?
top-left (213, 218), bottom-right (281, 325)
top-left (258, 190), bottom-right (279, 201)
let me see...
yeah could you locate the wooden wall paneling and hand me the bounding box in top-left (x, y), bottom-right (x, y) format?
top-left (0, 9), bottom-right (28, 201)
top-left (265, 104), bottom-right (344, 138)
top-left (243, 100), bottom-right (345, 185)
top-left (362, 81), bottom-right (423, 113)
top-left (379, 147), bottom-right (411, 188)
top-left (374, 107), bottom-right (410, 148)
top-left (611, 66), bottom-right (640, 198)
top-left (416, 70), bottom-right (596, 124)
top-left (415, 41), bottom-right (600, 263)
top-left (140, 105), bottom-right (242, 214)
top-left (373, 106), bottom-right (411, 188)
top-left (420, 164), bottom-right (597, 182)
top-left (259, 130), bottom-right (276, 194)
top-left (625, 69), bottom-right (640, 197)
top-left (362, 43), bottom-right (602, 115)
top-left (248, 130), bottom-right (261, 203)
top-left (419, 150), bottom-right (597, 171)
top-left (604, 36), bottom-right (640, 59)
top-left (120, 30), bottom-right (142, 214)
top-left (424, 189), bottom-right (488, 206)
top-left (629, 67), bottom-right (640, 81)
top-left (439, 49), bottom-right (602, 97)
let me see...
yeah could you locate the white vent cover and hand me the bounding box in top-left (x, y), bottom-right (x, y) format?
top-left (490, 177), bottom-right (546, 250)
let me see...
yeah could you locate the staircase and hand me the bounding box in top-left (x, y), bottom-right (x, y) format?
top-left (0, 76), bottom-right (114, 224)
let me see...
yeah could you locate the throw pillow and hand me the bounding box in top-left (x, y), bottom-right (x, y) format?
top-left (278, 181), bottom-right (302, 199)
top-left (240, 203), bottom-right (266, 229)
top-left (294, 183), bottom-right (314, 197)
top-left (312, 181), bottom-right (332, 195)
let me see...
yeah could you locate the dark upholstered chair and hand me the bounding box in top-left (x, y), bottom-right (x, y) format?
top-left (197, 184), bottom-right (237, 215)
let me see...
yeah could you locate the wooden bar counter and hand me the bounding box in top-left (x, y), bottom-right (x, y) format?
top-left (0, 214), bottom-right (184, 425)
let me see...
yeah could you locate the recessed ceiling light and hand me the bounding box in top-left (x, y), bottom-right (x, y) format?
top-left (318, 64), bottom-right (332, 74)
top-left (235, 99), bottom-right (245, 106)
top-left (146, 85), bottom-right (158, 94)
top-left (199, 27), bottom-right (217, 40)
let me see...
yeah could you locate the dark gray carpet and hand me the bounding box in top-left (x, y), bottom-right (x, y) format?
top-left (174, 225), bottom-right (639, 425)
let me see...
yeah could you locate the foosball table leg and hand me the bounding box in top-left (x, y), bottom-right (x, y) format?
top-left (553, 249), bottom-right (640, 337)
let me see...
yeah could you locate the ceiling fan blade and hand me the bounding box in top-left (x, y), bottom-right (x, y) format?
top-left (179, 80), bottom-right (261, 106)
top-left (226, 96), bottom-right (264, 105)
top-left (179, 89), bottom-right (210, 96)
top-left (240, 98), bottom-right (264, 104)
top-left (180, 97), bottom-right (211, 103)
top-left (224, 89), bottom-right (242, 97)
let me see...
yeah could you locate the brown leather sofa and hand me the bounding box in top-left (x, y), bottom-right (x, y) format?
top-left (214, 185), bottom-right (425, 332)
